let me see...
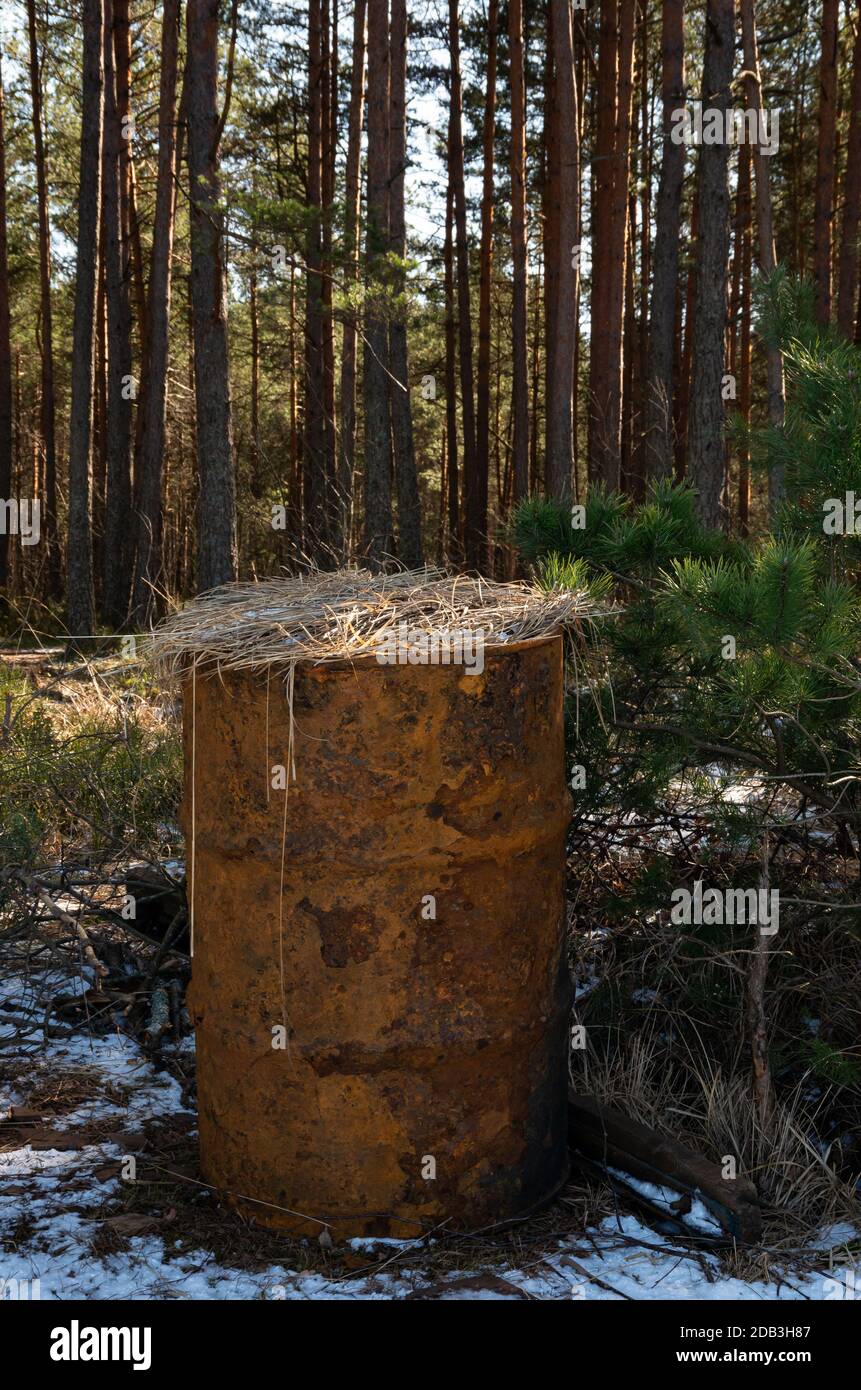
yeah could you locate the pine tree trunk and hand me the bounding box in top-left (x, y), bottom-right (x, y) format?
top-left (602, 0), bottom-right (635, 491)
top-left (814, 0), bottom-right (839, 325)
top-left (306, 0), bottom-right (328, 561)
top-left (588, 0), bottom-right (618, 486)
top-left (544, 19), bottom-right (559, 468)
top-left (675, 190), bottom-right (698, 479)
top-left (688, 0), bottom-right (733, 529)
top-left (449, 0), bottom-right (479, 559)
top-left (739, 0), bottom-right (785, 510)
top-left (545, 0), bottom-right (579, 503)
top-left (131, 0), bottom-right (180, 622)
top-left (363, 0), bottom-right (394, 565)
top-left (0, 55), bottom-right (12, 589)
top-left (444, 181), bottom-right (461, 560)
top-left (101, 0), bottom-right (135, 626)
top-left (736, 142), bottom-right (753, 534)
top-left (250, 222), bottom-right (260, 492)
top-left (322, 0), bottom-right (337, 542)
top-left (187, 0), bottom-right (237, 592)
top-left (389, 0), bottom-right (423, 567)
top-left (633, 5), bottom-right (650, 496)
top-left (475, 0), bottom-right (498, 568)
top-left (509, 0), bottom-right (530, 503)
top-left (645, 0), bottom-right (685, 481)
top-left (289, 263), bottom-right (302, 544)
top-left (26, 0), bottom-right (59, 591)
top-left (837, 2), bottom-right (861, 337)
top-left (67, 0), bottom-right (104, 636)
top-left (336, 0), bottom-right (365, 558)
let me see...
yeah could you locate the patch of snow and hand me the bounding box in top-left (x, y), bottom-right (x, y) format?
top-left (1, 966), bottom-right (858, 1301)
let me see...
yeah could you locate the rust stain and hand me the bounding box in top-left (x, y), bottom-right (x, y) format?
top-left (181, 634), bottom-right (572, 1238)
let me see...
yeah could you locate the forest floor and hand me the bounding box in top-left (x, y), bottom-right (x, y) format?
top-left (0, 649), bottom-right (858, 1301)
top-left (0, 966), bottom-right (856, 1302)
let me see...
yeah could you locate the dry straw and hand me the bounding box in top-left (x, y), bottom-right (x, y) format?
top-left (147, 567), bottom-right (599, 680)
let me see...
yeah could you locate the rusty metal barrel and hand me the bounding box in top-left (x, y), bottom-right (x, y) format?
top-left (181, 633), bottom-right (572, 1239)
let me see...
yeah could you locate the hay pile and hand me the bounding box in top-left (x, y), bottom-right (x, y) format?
top-left (148, 567), bottom-right (598, 680)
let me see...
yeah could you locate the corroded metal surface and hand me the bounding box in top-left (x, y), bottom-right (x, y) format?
top-left (182, 634), bottom-right (572, 1238)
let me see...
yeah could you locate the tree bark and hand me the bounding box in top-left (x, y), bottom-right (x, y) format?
top-left (602, 0), bottom-right (635, 491)
top-left (813, 0), bottom-right (839, 325)
top-left (645, 0), bottom-right (685, 481)
top-left (444, 181), bottom-right (461, 560)
top-left (66, 0), bottom-right (104, 636)
top-left (187, 0), bottom-right (237, 591)
top-left (449, 0), bottom-right (479, 558)
top-left (688, 0), bottom-right (734, 530)
top-left (101, 0), bottom-right (135, 625)
top-left (131, 0), bottom-right (181, 622)
top-left (305, 0), bottom-right (328, 560)
top-left (545, 0), bottom-right (579, 503)
top-left (746, 838), bottom-right (774, 1130)
top-left (336, 0), bottom-right (366, 558)
top-left (837, 2), bottom-right (861, 337)
top-left (389, 0), bottom-right (423, 567)
top-left (249, 221), bottom-right (260, 492)
top-left (0, 55), bottom-right (12, 589)
top-left (508, 0), bottom-right (530, 503)
top-left (475, 0), bottom-right (498, 566)
top-left (588, 0), bottom-right (618, 486)
top-left (739, 0), bottom-right (785, 510)
top-left (363, 0), bottom-right (393, 564)
top-left (735, 140), bottom-right (752, 533)
top-left (321, 0), bottom-right (337, 545)
top-left (675, 190), bottom-right (698, 479)
top-left (26, 0), bottom-right (59, 591)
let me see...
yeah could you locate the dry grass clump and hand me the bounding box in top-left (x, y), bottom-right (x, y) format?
top-left (575, 1030), bottom-right (859, 1247)
top-left (147, 567), bottom-right (600, 680)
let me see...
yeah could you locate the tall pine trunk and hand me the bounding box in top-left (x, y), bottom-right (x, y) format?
top-left (588, 0), bottom-right (618, 486)
top-left (321, 0), bottom-right (337, 544)
top-left (813, 0), bottom-right (839, 326)
top-left (837, 2), bottom-right (861, 337)
top-left (0, 56), bottom-right (12, 590)
top-left (187, 0), bottom-right (237, 591)
top-left (449, 0), bottom-right (479, 559)
top-left (508, 0), bottom-right (530, 503)
top-left (389, 0), bottom-right (423, 566)
top-left (336, 0), bottom-right (365, 558)
top-left (545, 0), bottom-right (579, 503)
top-left (26, 0), bottom-right (59, 591)
top-left (739, 0), bottom-right (785, 510)
top-left (67, 0), bottom-right (104, 636)
top-left (363, 0), bottom-right (393, 564)
top-left (736, 141), bottom-right (753, 534)
top-left (645, 0), bottom-right (685, 480)
top-left (601, 0), bottom-right (635, 490)
top-left (688, 0), bottom-right (733, 529)
top-left (444, 182), bottom-right (461, 561)
top-left (306, 0), bottom-right (328, 560)
top-left (101, 0), bottom-right (134, 625)
top-left (475, 0), bottom-right (498, 567)
top-left (132, 0), bottom-right (181, 621)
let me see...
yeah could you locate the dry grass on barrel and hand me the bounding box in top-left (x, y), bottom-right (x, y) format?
top-left (147, 566), bottom-right (601, 679)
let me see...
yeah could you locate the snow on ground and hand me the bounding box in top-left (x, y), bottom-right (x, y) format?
top-left (1, 971), bottom-right (858, 1301)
